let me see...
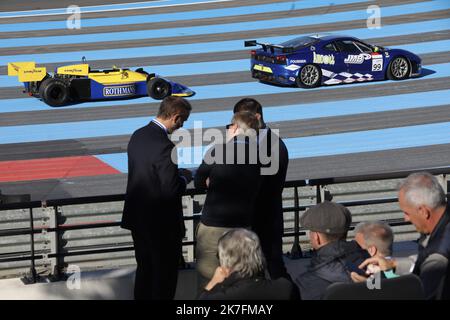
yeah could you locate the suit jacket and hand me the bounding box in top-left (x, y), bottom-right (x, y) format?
top-left (412, 203), bottom-right (450, 299)
top-left (194, 135), bottom-right (262, 228)
top-left (252, 128), bottom-right (289, 246)
top-left (121, 121), bottom-right (186, 239)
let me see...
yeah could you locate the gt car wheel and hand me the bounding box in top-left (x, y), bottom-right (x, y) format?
top-left (387, 56), bottom-right (410, 80)
top-left (38, 78), bottom-right (70, 107)
top-left (147, 77), bottom-right (172, 100)
top-left (297, 64), bottom-right (321, 88)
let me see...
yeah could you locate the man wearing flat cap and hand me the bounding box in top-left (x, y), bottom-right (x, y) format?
top-left (294, 201), bottom-right (369, 300)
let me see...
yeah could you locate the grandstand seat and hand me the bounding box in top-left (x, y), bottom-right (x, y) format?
top-left (438, 263), bottom-right (450, 300)
top-left (323, 274), bottom-right (425, 300)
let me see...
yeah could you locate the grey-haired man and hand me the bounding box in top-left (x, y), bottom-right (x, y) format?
top-left (359, 172), bottom-right (449, 299)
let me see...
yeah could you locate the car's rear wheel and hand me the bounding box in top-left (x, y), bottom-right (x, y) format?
top-left (296, 64), bottom-right (321, 88)
top-left (38, 78), bottom-right (71, 107)
top-left (387, 56), bottom-right (410, 80)
top-left (147, 77), bottom-right (172, 100)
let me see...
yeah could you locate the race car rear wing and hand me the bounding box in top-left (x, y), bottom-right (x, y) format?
top-left (244, 40), bottom-right (294, 54)
top-left (8, 61), bottom-right (47, 82)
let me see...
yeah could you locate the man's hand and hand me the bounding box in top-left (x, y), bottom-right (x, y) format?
top-left (351, 272), bottom-right (368, 283)
top-left (205, 267), bottom-right (229, 291)
top-left (359, 256), bottom-right (396, 272)
top-left (179, 168), bottom-right (193, 184)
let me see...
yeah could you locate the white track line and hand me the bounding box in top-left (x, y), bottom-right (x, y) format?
top-left (0, 0), bottom-right (235, 19)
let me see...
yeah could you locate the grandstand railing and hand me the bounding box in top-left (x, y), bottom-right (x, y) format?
top-left (0, 167), bottom-right (448, 284)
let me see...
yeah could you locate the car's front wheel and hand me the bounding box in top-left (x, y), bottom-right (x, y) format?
top-left (38, 78), bottom-right (71, 107)
top-left (296, 64), bottom-right (322, 88)
top-left (387, 56), bottom-right (410, 80)
top-left (147, 77), bottom-right (172, 100)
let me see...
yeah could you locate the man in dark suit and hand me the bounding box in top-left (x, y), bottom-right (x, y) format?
top-left (233, 98), bottom-right (290, 279)
top-left (121, 96), bottom-right (193, 300)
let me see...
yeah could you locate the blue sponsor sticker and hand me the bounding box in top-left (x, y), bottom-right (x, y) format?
top-left (103, 84), bottom-right (136, 97)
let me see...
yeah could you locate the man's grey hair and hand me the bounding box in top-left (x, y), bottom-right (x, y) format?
top-left (354, 221), bottom-right (394, 256)
top-left (398, 172), bottom-right (446, 209)
top-left (217, 228), bottom-right (265, 278)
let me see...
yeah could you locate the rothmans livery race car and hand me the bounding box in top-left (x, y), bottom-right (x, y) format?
top-left (7, 60), bottom-right (195, 107)
top-left (245, 34), bottom-right (422, 88)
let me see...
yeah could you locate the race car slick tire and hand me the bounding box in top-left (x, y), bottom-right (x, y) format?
top-left (387, 56), bottom-right (410, 80)
top-left (147, 77), bottom-right (172, 100)
top-left (296, 64), bottom-right (321, 88)
top-left (39, 78), bottom-right (71, 107)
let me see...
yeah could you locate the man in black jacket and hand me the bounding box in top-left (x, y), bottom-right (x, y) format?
top-left (294, 201), bottom-right (369, 300)
top-left (121, 96), bottom-right (193, 300)
top-left (199, 229), bottom-right (298, 300)
top-left (359, 172), bottom-right (449, 299)
top-left (233, 98), bottom-right (290, 279)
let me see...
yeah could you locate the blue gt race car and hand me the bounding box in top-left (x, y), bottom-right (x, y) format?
top-left (8, 60), bottom-right (195, 107)
top-left (244, 34), bottom-right (422, 88)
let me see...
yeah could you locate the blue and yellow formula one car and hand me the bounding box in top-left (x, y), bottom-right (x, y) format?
top-left (8, 60), bottom-right (195, 107)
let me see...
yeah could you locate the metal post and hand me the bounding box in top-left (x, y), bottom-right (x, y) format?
top-left (316, 184), bottom-right (322, 203)
top-left (316, 184), bottom-right (332, 203)
top-left (289, 186), bottom-right (303, 259)
top-left (28, 208), bottom-right (38, 283)
top-left (21, 206), bottom-right (38, 284)
top-left (52, 205), bottom-right (64, 280)
top-left (183, 195), bottom-right (194, 266)
top-left (41, 205), bottom-right (60, 279)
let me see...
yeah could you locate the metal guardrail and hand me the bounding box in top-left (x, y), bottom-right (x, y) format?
top-left (0, 166), bottom-right (448, 283)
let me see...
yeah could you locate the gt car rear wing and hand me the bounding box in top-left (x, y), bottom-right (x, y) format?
top-left (7, 61), bottom-right (47, 82)
top-left (244, 40), bottom-right (294, 54)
